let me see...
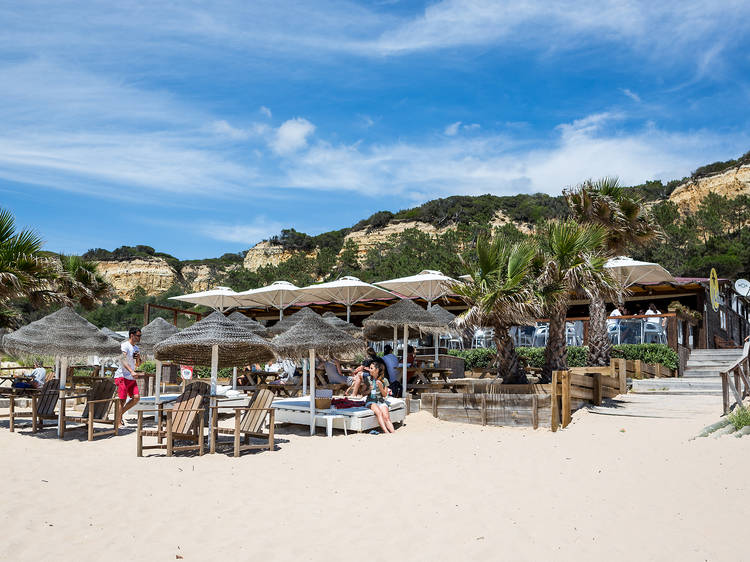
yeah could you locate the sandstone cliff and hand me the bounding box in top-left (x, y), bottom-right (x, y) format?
top-left (96, 258), bottom-right (177, 300)
top-left (669, 165), bottom-right (750, 213)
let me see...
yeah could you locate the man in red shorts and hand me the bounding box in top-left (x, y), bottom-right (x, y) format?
top-left (114, 327), bottom-right (142, 426)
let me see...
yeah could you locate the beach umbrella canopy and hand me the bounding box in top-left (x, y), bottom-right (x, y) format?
top-left (376, 270), bottom-right (457, 308)
top-left (154, 311), bottom-right (275, 370)
top-left (2, 307), bottom-right (122, 359)
top-left (321, 312), bottom-right (362, 336)
top-left (271, 313), bottom-right (364, 435)
top-left (604, 256), bottom-right (674, 287)
top-left (227, 311), bottom-right (269, 337)
top-left (267, 307), bottom-right (320, 336)
top-left (168, 286), bottom-right (241, 312)
top-left (138, 316), bottom-right (179, 357)
top-left (100, 327), bottom-right (126, 342)
top-left (297, 276), bottom-right (396, 322)
top-left (235, 281), bottom-right (306, 319)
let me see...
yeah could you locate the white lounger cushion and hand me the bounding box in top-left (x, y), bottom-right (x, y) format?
top-left (272, 397), bottom-right (406, 432)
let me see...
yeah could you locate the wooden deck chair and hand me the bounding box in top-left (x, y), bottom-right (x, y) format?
top-left (209, 388), bottom-right (275, 457)
top-left (136, 381), bottom-right (209, 457)
top-left (59, 379), bottom-right (120, 441)
top-left (1, 379), bottom-right (60, 432)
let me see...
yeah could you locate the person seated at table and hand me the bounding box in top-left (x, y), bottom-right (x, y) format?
top-left (362, 359), bottom-right (395, 434)
top-left (268, 359), bottom-right (299, 384)
top-left (381, 345), bottom-right (399, 383)
top-left (12, 360), bottom-right (46, 389)
top-left (397, 345), bottom-right (416, 368)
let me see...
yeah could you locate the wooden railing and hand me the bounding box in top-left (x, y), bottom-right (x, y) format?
top-left (720, 348), bottom-right (750, 414)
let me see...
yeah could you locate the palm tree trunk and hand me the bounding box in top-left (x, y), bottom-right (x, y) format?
top-left (542, 305), bottom-right (568, 383)
top-left (493, 328), bottom-right (527, 384)
top-left (587, 290), bottom-right (611, 366)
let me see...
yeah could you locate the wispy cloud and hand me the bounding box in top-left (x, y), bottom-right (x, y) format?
top-left (199, 218), bottom-right (284, 244)
top-left (444, 122), bottom-right (461, 136)
top-left (260, 106), bottom-right (272, 118)
top-left (621, 88), bottom-right (641, 102)
top-left (270, 118), bottom-right (316, 155)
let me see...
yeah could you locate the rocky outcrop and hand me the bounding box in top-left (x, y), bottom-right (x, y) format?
top-left (243, 241), bottom-right (318, 272)
top-left (180, 264), bottom-right (240, 293)
top-left (95, 258), bottom-right (177, 300)
top-left (341, 220), bottom-right (452, 263)
top-left (670, 165), bottom-right (750, 214)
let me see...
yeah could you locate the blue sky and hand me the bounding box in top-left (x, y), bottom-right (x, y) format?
top-left (2, 1), bottom-right (749, 259)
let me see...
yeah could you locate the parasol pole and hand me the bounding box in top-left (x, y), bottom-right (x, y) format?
top-left (154, 359), bottom-right (163, 423)
top-left (58, 356), bottom-right (68, 437)
top-left (402, 325), bottom-right (409, 410)
top-left (309, 347), bottom-right (316, 435)
top-left (302, 358), bottom-right (307, 395)
top-left (393, 326), bottom-right (398, 353)
top-left (279, 294), bottom-right (284, 320)
top-left (209, 344), bottom-right (218, 435)
top-left (232, 366), bottom-right (237, 390)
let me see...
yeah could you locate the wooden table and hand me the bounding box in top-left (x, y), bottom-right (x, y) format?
top-left (247, 371), bottom-right (281, 386)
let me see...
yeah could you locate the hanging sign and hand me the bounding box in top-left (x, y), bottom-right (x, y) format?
top-left (735, 279), bottom-right (750, 298)
top-left (709, 268), bottom-right (720, 312)
top-left (180, 365), bottom-right (194, 380)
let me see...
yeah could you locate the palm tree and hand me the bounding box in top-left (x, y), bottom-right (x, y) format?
top-left (536, 220), bottom-right (616, 382)
top-left (0, 208), bottom-right (63, 327)
top-left (57, 254), bottom-right (113, 309)
top-left (564, 177), bottom-right (660, 365)
top-left (452, 235), bottom-right (542, 384)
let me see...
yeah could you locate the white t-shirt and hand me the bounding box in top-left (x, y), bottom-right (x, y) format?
top-left (382, 353), bottom-right (399, 382)
top-left (114, 341), bottom-right (136, 380)
top-left (645, 309), bottom-right (661, 324)
top-left (30, 367), bottom-right (46, 386)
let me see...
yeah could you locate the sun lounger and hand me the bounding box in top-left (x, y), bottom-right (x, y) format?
top-left (136, 381), bottom-right (209, 457)
top-left (209, 388), bottom-right (275, 457)
top-left (1, 379), bottom-right (60, 432)
top-left (272, 396), bottom-right (406, 433)
top-left (59, 379), bottom-right (120, 441)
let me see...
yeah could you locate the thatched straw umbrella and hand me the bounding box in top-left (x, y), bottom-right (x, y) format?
top-left (428, 304), bottom-right (457, 365)
top-left (267, 307), bottom-right (320, 336)
top-left (362, 299), bottom-right (442, 399)
top-left (321, 311), bottom-right (362, 336)
top-left (139, 317), bottom-right (179, 416)
top-left (1, 307), bottom-right (122, 436)
top-left (227, 311), bottom-right (269, 389)
top-left (271, 314), bottom-right (364, 435)
top-left (154, 311), bottom-right (277, 430)
top-left (101, 327), bottom-right (126, 342)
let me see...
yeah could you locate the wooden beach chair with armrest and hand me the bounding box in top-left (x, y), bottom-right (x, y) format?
top-left (136, 381), bottom-right (208, 457)
top-left (59, 379), bottom-right (120, 441)
top-left (1, 379), bottom-right (60, 432)
top-left (209, 388), bottom-right (275, 457)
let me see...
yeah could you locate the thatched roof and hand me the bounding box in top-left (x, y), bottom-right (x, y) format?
top-left (100, 327), bottom-right (126, 342)
top-left (227, 311), bottom-right (269, 337)
top-left (154, 311), bottom-right (276, 367)
top-left (321, 312), bottom-right (362, 336)
top-left (1, 307), bottom-right (122, 359)
top-left (139, 316), bottom-right (179, 356)
top-left (271, 314), bottom-right (364, 360)
top-left (362, 324), bottom-right (400, 342)
top-left (362, 298), bottom-right (442, 330)
top-left (267, 307), bottom-right (320, 336)
top-left (429, 304), bottom-right (457, 334)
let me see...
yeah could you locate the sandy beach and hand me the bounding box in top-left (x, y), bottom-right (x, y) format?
top-left (0, 395), bottom-right (747, 562)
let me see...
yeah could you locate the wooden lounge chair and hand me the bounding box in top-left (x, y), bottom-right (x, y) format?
top-left (59, 379), bottom-right (120, 441)
top-left (0, 379), bottom-right (60, 432)
top-left (136, 381), bottom-right (209, 457)
top-left (209, 388), bottom-right (275, 457)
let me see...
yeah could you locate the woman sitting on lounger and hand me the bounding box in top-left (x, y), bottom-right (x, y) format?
top-left (362, 359), bottom-right (395, 434)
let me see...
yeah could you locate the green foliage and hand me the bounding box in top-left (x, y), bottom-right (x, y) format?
top-left (83, 245), bottom-right (181, 271)
top-left (448, 344), bottom-right (677, 370)
top-left (139, 360), bottom-right (155, 374)
top-left (728, 407), bottom-right (750, 430)
top-left (193, 366), bottom-right (234, 379)
top-left (692, 150), bottom-right (750, 179)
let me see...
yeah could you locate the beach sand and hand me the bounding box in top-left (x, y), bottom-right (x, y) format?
top-left (0, 396), bottom-right (747, 562)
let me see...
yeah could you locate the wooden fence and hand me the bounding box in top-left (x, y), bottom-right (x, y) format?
top-left (720, 354), bottom-right (750, 414)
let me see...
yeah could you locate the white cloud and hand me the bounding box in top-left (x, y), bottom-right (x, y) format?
top-left (199, 218), bottom-right (284, 244)
top-left (260, 106), bottom-right (272, 118)
top-left (209, 120), bottom-right (251, 140)
top-left (444, 121), bottom-right (461, 136)
top-left (621, 88), bottom-right (641, 102)
top-left (270, 118), bottom-right (316, 155)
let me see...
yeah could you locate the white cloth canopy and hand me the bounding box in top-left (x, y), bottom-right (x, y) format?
top-left (235, 281), bottom-right (306, 319)
top-left (376, 270), bottom-right (457, 308)
top-left (604, 256), bottom-right (674, 287)
top-left (297, 276), bottom-right (396, 322)
top-left (169, 286), bottom-right (241, 312)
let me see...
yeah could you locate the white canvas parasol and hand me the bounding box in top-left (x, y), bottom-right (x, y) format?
top-left (235, 281), bottom-right (305, 320)
top-left (376, 270), bottom-right (457, 309)
top-left (169, 286), bottom-right (242, 312)
top-left (297, 276), bottom-right (396, 322)
top-left (604, 256), bottom-right (674, 287)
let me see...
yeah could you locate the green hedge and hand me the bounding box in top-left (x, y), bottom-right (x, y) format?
top-left (448, 344), bottom-right (678, 371)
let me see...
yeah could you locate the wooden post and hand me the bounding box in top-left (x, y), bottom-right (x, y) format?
top-left (173, 309), bottom-right (178, 326)
top-left (532, 395), bottom-right (539, 430)
top-left (667, 315), bottom-right (678, 351)
top-left (617, 358), bottom-right (627, 394)
top-left (561, 371), bottom-right (571, 428)
top-left (432, 394), bottom-right (438, 418)
top-left (144, 303), bottom-right (150, 326)
top-left (480, 393), bottom-right (487, 426)
top-left (721, 372), bottom-right (729, 414)
top-left (592, 373), bottom-right (602, 406)
top-left (551, 371), bottom-right (559, 432)
top-left (634, 360), bottom-right (642, 380)
top-left (136, 411), bottom-right (143, 457)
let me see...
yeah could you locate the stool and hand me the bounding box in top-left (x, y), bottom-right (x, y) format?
top-left (316, 413), bottom-right (347, 437)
